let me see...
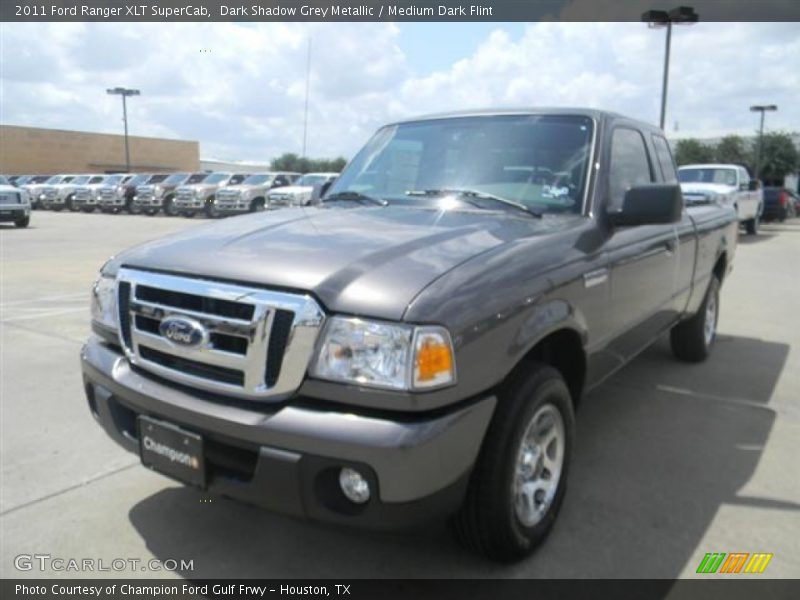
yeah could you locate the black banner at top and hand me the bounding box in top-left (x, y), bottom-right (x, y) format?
top-left (3, 0), bottom-right (800, 22)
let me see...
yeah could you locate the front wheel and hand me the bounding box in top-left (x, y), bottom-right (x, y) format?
top-left (250, 197), bottom-right (265, 212)
top-left (204, 196), bottom-right (219, 218)
top-left (163, 195), bottom-right (177, 216)
top-left (452, 362), bottom-right (574, 562)
top-left (670, 275), bottom-right (720, 362)
top-left (15, 216), bottom-right (30, 228)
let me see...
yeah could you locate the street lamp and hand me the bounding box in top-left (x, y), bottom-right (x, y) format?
top-left (642, 6), bottom-right (699, 130)
top-left (106, 87), bottom-right (140, 172)
top-left (750, 104), bottom-right (777, 182)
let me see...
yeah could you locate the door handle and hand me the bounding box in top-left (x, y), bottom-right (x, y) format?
top-left (583, 267), bottom-right (609, 288)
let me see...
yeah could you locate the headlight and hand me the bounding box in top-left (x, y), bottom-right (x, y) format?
top-left (154, 185), bottom-right (163, 196)
top-left (90, 271), bottom-right (118, 332)
top-left (310, 317), bottom-right (456, 391)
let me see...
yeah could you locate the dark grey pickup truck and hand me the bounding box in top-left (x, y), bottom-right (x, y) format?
top-left (82, 109), bottom-right (737, 561)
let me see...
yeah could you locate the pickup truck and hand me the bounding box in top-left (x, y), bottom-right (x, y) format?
top-left (266, 172), bottom-right (338, 208)
top-left (0, 180), bottom-right (31, 227)
top-left (173, 172), bottom-right (249, 218)
top-left (73, 175), bottom-right (115, 212)
top-left (134, 172), bottom-right (205, 216)
top-left (214, 172), bottom-right (301, 215)
top-left (678, 163), bottom-right (763, 234)
top-left (82, 109), bottom-right (737, 562)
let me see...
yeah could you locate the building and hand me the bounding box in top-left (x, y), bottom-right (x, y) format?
top-left (0, 124), bottom-right (199, 175)
top-left (199, 158), bottom-right (273, 173)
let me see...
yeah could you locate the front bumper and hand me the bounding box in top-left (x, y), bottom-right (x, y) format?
top-left (133, 194), bottom-right (163, 208)
top-left (81, 337), bottom-right (494, 529)
top-left (0, 205), bottom-right (29, 222)
top-left (174, 196), bottom-right (204, 210)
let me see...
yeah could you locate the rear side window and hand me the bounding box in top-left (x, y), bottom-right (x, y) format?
top-left (651, 135), bottom-right (678, 183)
top-left (608, 128), bottom-right (653, 210)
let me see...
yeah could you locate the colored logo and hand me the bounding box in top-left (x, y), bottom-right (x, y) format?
top-left (159, 316), bottom-right (207, 348)
top-left (696, 552), bottom-right (773, 574)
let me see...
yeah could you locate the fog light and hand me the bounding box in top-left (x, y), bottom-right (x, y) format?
top-left (339, 467), bottom-right (370, 504)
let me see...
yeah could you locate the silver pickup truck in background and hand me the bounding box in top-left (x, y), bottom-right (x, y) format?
top-left (73, 175), bottom-right (115, 213)
top-left (214, 172), bottom-right (300, 216)
top-left (134, 172), bottom-right (206, 216)
top-left (678, 163), bottom-right (763, 234)
top-left (173, 172), bottom-right (249, 218)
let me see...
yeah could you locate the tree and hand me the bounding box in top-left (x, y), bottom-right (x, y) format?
top-left (674, 138), bottom-right (715, 166)
top-left (755, 131), bottom-right (799, 185)
top-left (715, 135), bottom-right (751, 167)
top-left (270, 153), bottom-right (347, 174)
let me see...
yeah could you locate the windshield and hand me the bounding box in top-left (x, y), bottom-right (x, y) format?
top-left (328, 114), bottom-right (594, 214)
top-left (203, 173), bottom-right (228, 184)
top-left (149, 174), bottom-right (168, 184)
top-left (186, 173), bottom-right (207, 184)
top-left (242, 174), bottom-right (272, 185)
top-left (0, 176), bottom-right (9, 185)
top-left (678, 168), bottom-right (738, 186)
top-left (46, 175), bottom-right (63, 184)
top-left (89, 176), bottom-right (104, 184)
top-left (128, 174), bottom-right (149, 186)
top-left (72, 176), bottom-right (90, 184)
top-left (297, 174), bottom-right (331, 186)
top-left (104, 175), bottom-right (124, 185)
top-left (163, 173), bottom-right (188, 185)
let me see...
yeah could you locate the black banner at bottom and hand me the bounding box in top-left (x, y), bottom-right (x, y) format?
top-left (3, 579), bottom-right (799, 600)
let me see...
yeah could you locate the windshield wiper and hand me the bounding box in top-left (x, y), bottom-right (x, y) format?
top-left (323, 191), bottom-right (388, 206)
top-left (406, 188), bottom-right (542, 218)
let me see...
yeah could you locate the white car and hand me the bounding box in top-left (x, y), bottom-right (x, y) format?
top-left (678, 164), bottom-right (763, 234)
top-left (267, 172), bottom-right (338, 208)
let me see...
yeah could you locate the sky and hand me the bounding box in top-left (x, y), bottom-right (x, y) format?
top-left (1, 21), bottom-right (798, 163)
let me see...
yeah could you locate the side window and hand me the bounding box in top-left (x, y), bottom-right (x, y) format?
top-left (651, 135), bottom-right (678, 183)
top-left (608, 128), bottom-right (654, 211)
top-left (274, 176), bottom-right (287, 187)
top-left (738, 168), bottom-right (750, 189)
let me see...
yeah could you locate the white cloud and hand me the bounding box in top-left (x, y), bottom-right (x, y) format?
top-left (1, 21), bottom-right (797, 163)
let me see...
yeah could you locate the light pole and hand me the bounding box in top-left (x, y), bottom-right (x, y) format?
top-left (106, 87), bottom-right (140, 172)
top-left (302, 37), bottom-right (312, 158)
top-left (750, 104), bottom-right (777, 182)
top-left (642, 6), bottom-right (698, 130)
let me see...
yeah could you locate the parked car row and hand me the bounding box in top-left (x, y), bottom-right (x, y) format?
top-left (7, 171), bottom-right (340, 219)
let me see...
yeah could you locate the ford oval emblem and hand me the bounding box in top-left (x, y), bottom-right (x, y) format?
top-left (159, 316), bottom-right (207, 348)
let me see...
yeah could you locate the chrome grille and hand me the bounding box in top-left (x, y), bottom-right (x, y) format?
top-left (73, 187), bottom-right (94, 205)
top-left (116, 268), bottom-right (324, 401)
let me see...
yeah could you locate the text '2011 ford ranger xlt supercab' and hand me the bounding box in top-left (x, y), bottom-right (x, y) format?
top-left (82, 109), bottom-right (737, 562)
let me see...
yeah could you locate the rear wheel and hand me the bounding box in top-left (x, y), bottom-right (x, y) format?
top-left (744, 205), bottom-right (761, 235)
top-left (670, 275), bottom-right (720, 362)
top-left (452, 362), bottom-right (574, 562)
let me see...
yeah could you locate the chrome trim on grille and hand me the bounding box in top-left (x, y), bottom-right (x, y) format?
top-left (116, 268), bottom-right (325, 401)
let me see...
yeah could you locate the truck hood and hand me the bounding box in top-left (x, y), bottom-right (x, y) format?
top-left (680, 182), bottom-right (735, 196)
top-left (113, 205), bottom-right (557, 320)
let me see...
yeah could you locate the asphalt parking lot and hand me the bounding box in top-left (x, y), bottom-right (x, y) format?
top-left (1, 210), bottom-right (799, 579)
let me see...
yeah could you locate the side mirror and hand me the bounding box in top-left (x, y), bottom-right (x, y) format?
top-left (748, 180), bottom-right (759, 191)
top-left (609, 183), bottom-right (682, 226)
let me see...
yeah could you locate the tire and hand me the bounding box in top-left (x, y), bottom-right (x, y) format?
top-left (204, 196), bottom-right (219, 218)
top-left (163, 195), bottom-right (177, 217)
top-left (182, 211), bottom-right (196, 218)
top-left (66, 195), bottom-right (78, 212)
top-left (670, 275), bottom-right (720, 362)
top-left (744, 215), bottom-right (758, 235)
top-left (452, 362), bottom-right (574, 562)
top-left (250, 197), bottom-right (265, 212)
top-left (145, 209), bottom-right (158, 216)
top-left (15, 216), bottom-right (30, 228)
top-left (82, 206), bottom-right (95, 213)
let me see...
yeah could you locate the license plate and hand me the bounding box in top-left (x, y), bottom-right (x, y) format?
top-left (138, 416), bottom-right (206, 488)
